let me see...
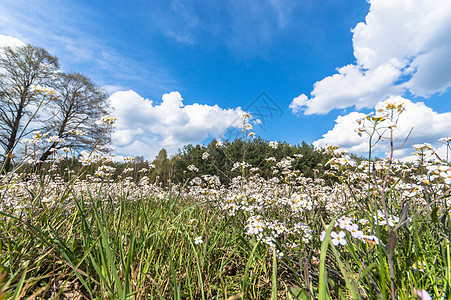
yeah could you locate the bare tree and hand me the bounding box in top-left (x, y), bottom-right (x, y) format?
top-left (37, 72), bottom-right (110, 166)
top-left (0, 45), bottom-right (59, 173)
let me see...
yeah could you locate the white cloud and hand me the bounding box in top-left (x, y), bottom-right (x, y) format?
top-left (295, 0), bottom-right (451, 114)
top-left (109, 90), bottom-right (244, 159)
top-left (313, 97), bottom-right (451, 160)
top-left (289, 94), bottom-right (308, 114)
top-left (314, 111), bottom-right (368, 154)
top-left (291, 63), bottom-right (402, 114)
top-left (0, 35), bottom-right (26, 48)
top-left (396, 144), bottom-right (450, 163)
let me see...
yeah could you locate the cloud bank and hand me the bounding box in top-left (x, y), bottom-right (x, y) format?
top-left (0, 35), bottom-right (26, 48)
top-left (314, 97), bottom-right (451, 160)
top-left (109, 90), bottom-right (244, 159)
top-left (291, 0), bottom-right (451, 115)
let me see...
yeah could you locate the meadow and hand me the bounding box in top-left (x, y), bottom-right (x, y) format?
top-left (0, 102), bottom-right (450, 299)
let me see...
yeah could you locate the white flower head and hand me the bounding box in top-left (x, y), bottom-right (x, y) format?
top-left (346, 224), bottom-right (364, 239)
top-left (241, 112), bottom-right (251, 120)
top-left (269, 141), bottom-right (278, 149)
top-left (331, 231), bottom-right (347, 246)
top-left (102, 116), bottom-right (116, 125)
top-left (187, 165), bottom-right (199, 172)
top-left (243, 123), bottom-right (253, 131)
top-left (194, 236), bottom-right (203, 245)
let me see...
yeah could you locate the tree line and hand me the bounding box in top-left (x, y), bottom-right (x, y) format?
top-left (141, 137), bottom-right (332, 186)
top-left (171, 137), bottom-right (331, 185)
top-left (0, 44), bottom-right (109, 173)
top-left (19, 137), bottom-right (332, 186)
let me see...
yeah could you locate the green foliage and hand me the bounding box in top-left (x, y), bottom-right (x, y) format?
top-left (149, 149), bottom-right (176, 186)
top-left (173, 137), bottom-right (331, 185)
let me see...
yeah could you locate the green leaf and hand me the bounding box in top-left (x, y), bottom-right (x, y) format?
top-left (272, 248), bottom-right (278, 300)
top-left (431, 206), bottom-right (439, 223)
top-left (288, 285), bottom-right (309, 299)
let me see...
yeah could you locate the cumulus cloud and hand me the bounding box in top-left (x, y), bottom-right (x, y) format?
top-left (109, 90), bottom-right (244, 159)
top-left (313, 97), bottom-right (451, 160)
top-left (0, 34), bottom-right (25, 47)
top-left (289, 94), bottom-right (308, 114)
top-left (291, 0), bottom-right (451, 115)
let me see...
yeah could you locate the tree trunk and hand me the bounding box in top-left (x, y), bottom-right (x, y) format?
top-left (2, 99), bottom-right (25, 173)
top-left (36, 114), bottom-right (69, 171)
top-left (36, 142), bottom-right (56, 170)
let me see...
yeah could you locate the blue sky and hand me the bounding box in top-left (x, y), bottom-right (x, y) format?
top-left (1, 0), bottom-right (450, 160)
